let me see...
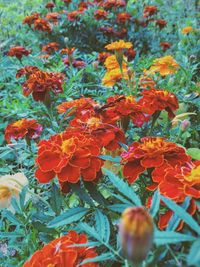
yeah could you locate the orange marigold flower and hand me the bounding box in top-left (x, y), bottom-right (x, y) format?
top-left (5, 119), bottom-right (42, 144)
top-left (105, 40), bottom-right (132, 51)
top-left (122, 137), bottom-right (191, 184)
top-left (181, 26), bottom-right (194, 34)
top-left (101, 0), bottom-right (126, 9)
top-left (22, 69), bottom-right (64, 102)
top-left (160, 42), bottom-right (171, 51)
top-left (60, 47), bottom-right (75, 56)
top-left (117, 12), bottom-right (131, 23)
top-left (16, 66), bottom-right (39, 78)
top-left (152, 161), bottom-right (200, 202)
top-left (45, 2), bottom-right (55, 9)
top-left (34, 18), bottom-right (52, 32)
top-left (102, 68), bottom-right (128, 86)
top-left (97, 52), bottom-right (111, 63)
top-left (67, 10), bottom-right (81, 21)
top-left (94, 9), bottom-right (108, 20)
top-left (143, 5), bottom-right (158, 18)
top-left (156, 19), bottom-right (167, 29)
top-left (57, 97), bottom-right (98, 116)
top-left (145, 55), bottom-right (179, 76)
top-left (23, 13), bottom-right (40, 26)
top-left (7, 46), bottom-right (31, 60)
top-left (23, 230), bottom-right (99, 267)
top-left (42, 42), bottom-right (59, 54)
top-left (35, 129), bottom-right (103, 185)
top-left (139, 88), bottom-right (179, 119)
top-left (46, 12), bottom-right (60, 25)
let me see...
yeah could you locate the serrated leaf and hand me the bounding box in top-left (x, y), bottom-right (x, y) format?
top-left (154, 230), bottom-right (196, 245)
top-left (107, 204), bottom-right (130, 213)
top-left (161, 196), bottom-right (200, 235)
top-left (104, 168), bottom-right (142, 206)
top-left (150, 190), bottom-right (160, 217)
top-left (94, 210), bottom-right (110, 243)
top-left (187, 239), bottom-right (200, 266)
top-left (48, 207), bottom-right (89, 228)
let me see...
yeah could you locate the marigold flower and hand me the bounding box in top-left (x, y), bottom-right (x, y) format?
top-left (145, 55), bottom-right (179, 76)
top-left (94, 9), bottom-right (108, 20)
top-left (115, 28), bottom-right (128, 38)
top-left (23, 13), bottom-right (40, 26)
top-left (160, 42), bottom-right (171, 51)
top-left (102, 68), bottom-right (128, 86)
top-left (45, 2), bottom-right (55, 9)
top-left (35, 129), bottom-right (103, 185)
top-left (117, 12), bottom-right (131, 23)
top-left (156, 19), bottom-right (167, 29)
top-left (16, 66), bottom-right (39, 78)
top-left (181, 26), bottom-right (194, 34)
top-left (46, 12), bottom-right (60, 25)
top-left (139, 88), bottom-right (179, 119)
top-left (105, 40), bottom-right (132, 51)
top-left (67, 10), bottom-right (81, 21)
top-left (62, 58), bottom-right (86, 68)
top-left (101, 0), bottom-right (126, 9)
top-left (23, 230), bottom-right (98, 267)
top-left (60, 47), bottom-right (75, 55)
top-left (120, 207), bottom-right (154, 263)
top-left (7, 46), bottom-right (31, 60)
top-left (22, 69), bottom-right (64, 102)
top-left (42, 42), bottom-right (59, 54)
top-left (139, 75), bottom-right (156, 89)
top-left (5, 119), bottom-right (42, 144)
top-left (143, 5), bottom-right (158, 18)
top-left (97, 52), bottom-right (111, 63)
top-left (122, 137), bottom-right (191, 184)
top-left (34, 18), bottom-right (52, 32)
top-left (99, 26), bottom-right (116, 36)
top-left (0, 173), bottom-right (28, 209)
top-left (125, 47), bottom-right (136, 61)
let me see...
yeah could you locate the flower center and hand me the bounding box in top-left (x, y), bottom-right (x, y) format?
top-left (13, 120), bottom-right (24, 128)
top-left (61, 138), bottom-right (75, 154)
top-left (184, 166), bottom-right (200, 183)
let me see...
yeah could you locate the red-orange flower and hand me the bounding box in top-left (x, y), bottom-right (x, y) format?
top-left (117, 12), bottom-right (131, 23)
top-left (46, 12), bottom-right (60, 25)
top-left (23, 13), bottom-right (40, 26)
top-left (60, 47), bottom-right (75, 56)
top-left (42, 42), bottom-right (59, 54)
top-left (160, 42), bottom-right (171, 51)
top-left (101, 0), bottom-right (126, 9)
top-left (62, 58), bottom-right (86, 68)
top-left (45, 2), bottom-right (55, 9)
top-left (94, 9), bottom-right (108, 20)
top-left (16, 66), bottom-right (39, 78)
top-left (156, 19), bottom-right (167, 29)
top-left (97, 52), bottom-right (111, 63)
top-left (7, 46), bottom-right (31, 60)
top-left (34, 18), bottom-right (52, 32)
top-left (35, 129), bottom-right (103, 185)
top-left (139, 88), bottom-right (179, 119)
top-left (67, 10), bottom-right (81, 21)
top-left (125, 48), bottom-right (136, 61)
top-left (22, 69), bottom-right (64, 102)
top-left (23, 230), bottom-right (99, 267)
top-left (143, 6), bottom-right (158, 18)
top-left (5, 119), bottom-right (42, 144)
top-left (122, 137), bottom-right (191, 184)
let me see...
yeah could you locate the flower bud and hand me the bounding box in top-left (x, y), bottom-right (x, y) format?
top-left (119, 207), bottom-right (154, 263)
top-left (180, 119), bottom-right (190, 131)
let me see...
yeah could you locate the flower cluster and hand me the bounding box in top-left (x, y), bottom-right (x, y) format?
top-left (23, 230), bottom-right (98, 267)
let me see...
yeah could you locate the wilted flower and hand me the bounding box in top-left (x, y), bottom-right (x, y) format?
top-left (5, 118), bottom-right (42, 143)
top-left (7, 46), bottom-right (31, 60)
top-left (35, 129), bottom-right (103, 187)
top-left (119, 207), bottom-right (154, 263)
top-left (0, 173), bottom-right (28, 209)
top-left (42, 42), bottom-right (59, 54)
top-left (145, 55), bottom-right (179, 76)
top-left (181, 26), bottom-right (194, 34)
top-left (122, 137), bottom-right (191, 183)
top-left (23, 230), bottom-right (98, 267)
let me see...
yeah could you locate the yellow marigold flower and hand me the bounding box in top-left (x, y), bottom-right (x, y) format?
top-left (102, 68), bottom-right (128, 86)
top-left (104, 55), bottom-right (127, 70)
top-left (105, 40), bottom-right (132, 51)
top-left (145, 55), bottom-right (179, 76)
top-left (0, 173), bottom-right (28, 209)
top-left (181, 26), bottom-right (194, 34)
top-left (119, 207), bottom-right (154, 263)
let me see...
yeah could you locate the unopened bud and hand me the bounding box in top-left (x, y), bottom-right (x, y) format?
top-left (180, 119), bottom-right (190, 131)
top-left (92, 61), bottom-right (99, 69)
top-left (119, 207), bottom-right (154, 263)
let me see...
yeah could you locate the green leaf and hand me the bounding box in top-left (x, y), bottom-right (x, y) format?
top-left (84, 182), bottom-right (109, 206)
top-left (154, 230), bottom-right (196, 245)
top-left (94, 210), bottom-right (110, 243)
top-left (48, 207), bottom-right (89, 228)
top-left (70, 183), bottom-right (94, 206)
top-left (187, 148), bottom-right (200, 160)
top-left (104, 168), bottom-right (142, 206)
top-left (161, 196), bottom-right (200, 235)
top-left (79, 252), bottom-right (115, 266)
top-left (3, 210), bottom-right (22, 225)
top-left (50, 183), bottom-right (62, 215)
top-left (107, 204), bottom-right (130, 213)
top-left (98, 155), bottom-right (121, 163)
top-left (187, 239), bottom-right (200, 266)
top-left (150, 190), bottom-right (160, 217)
